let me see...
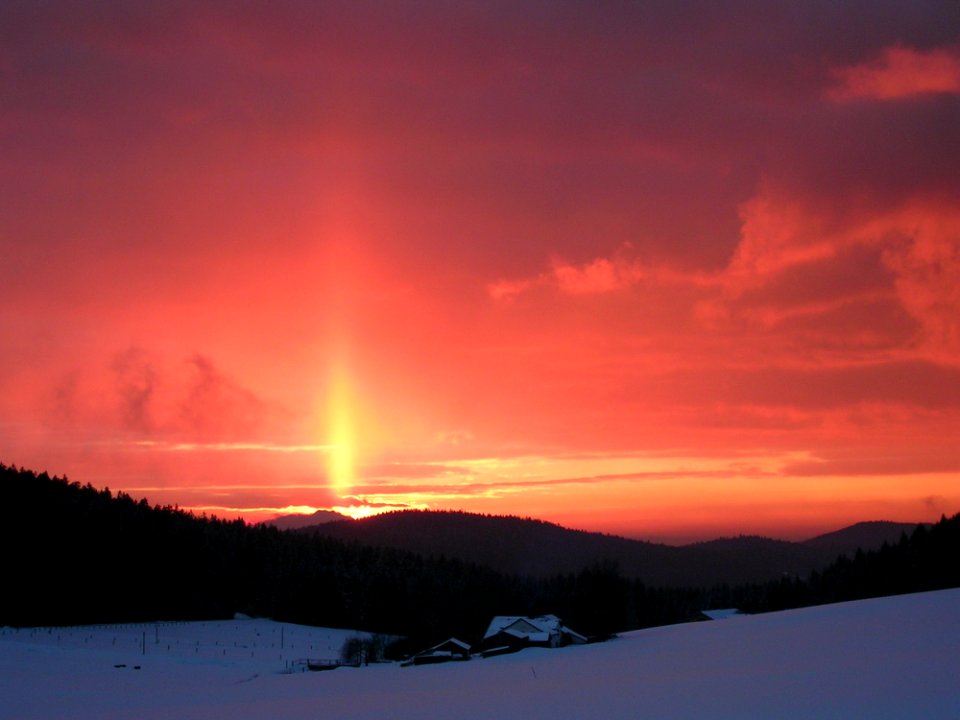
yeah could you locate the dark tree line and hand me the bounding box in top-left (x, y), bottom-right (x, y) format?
top-left (2, 463), bottom-right (958, 651)
top-left (0, 464), bottom-right (537, 645)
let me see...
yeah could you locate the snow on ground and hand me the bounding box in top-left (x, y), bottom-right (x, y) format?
top-left (0, 618), bottom-right (366, 673)
top-left (2, 589), bottom-right (959, 719)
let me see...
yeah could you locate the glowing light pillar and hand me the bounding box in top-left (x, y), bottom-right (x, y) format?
top-left (326, 365), bottom-right (356, 496)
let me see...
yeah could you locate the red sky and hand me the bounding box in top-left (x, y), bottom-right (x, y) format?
top-left (2, 1), bottom-right (959, 542)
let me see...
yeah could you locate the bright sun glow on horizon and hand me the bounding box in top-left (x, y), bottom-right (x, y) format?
top-left (332, 504), bottom-right (413, 520)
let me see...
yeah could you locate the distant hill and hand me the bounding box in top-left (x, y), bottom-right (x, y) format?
top-left (262, 509), bottom-right (348, 531)
top-left (299, 511), bottom-right (928, 587)
top-left (802, 521), bottom-right (926, 559)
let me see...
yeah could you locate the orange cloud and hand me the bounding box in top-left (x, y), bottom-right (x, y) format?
top-left (828, 44), bottom-right (960, 101)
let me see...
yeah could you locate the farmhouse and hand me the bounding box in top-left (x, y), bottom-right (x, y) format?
top-left (480, 614), bottom-right (587, 656)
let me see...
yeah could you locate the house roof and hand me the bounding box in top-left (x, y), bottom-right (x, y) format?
top-left (415, 637), bottom-right (471, 656)
top-left (702, 608), bottom-right (742, 620)
top-left (429, 638), bottom-right (471, 652)
top-left (402, 637), bottom-right (473, 666)
top-left (484, 615), bottom-right (559, 639)
top-left (483, 614), bottom-right (585, 642)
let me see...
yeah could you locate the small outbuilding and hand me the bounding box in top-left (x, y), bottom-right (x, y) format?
top-left (402, 637), bottom-right (472, 666)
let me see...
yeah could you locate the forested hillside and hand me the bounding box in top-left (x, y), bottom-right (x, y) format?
top-left (299, 509), bottom-right (918, 586)
top-left (3, 463), bottom-right (958, 649)
top-left (0, 464), bottom-right (532, 644)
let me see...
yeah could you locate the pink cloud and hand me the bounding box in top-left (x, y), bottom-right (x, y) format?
top-left (487, 277), bottom-right (536, 302)
top-left (828, 44), bottom-right (960, 101)
top-left (488, 245), bottom-right (716, 301)
top-left (487, 253), bottom-right (639, 300)
top-left (881, 205), bottom-right (960, 361)
top-left (785, 452), bottom-right (960, 477)
top-left (725, 193), bottom-right (837, 293)
top-left (700, 187), bottom-right (960, 363)
top-left (33, 348), bottom-right (290, 446)
top-left (552, 256), bottom-right (645, 295)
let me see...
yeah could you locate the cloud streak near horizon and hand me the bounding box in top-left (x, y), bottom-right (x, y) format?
top-left (2, 1), bottom-right (958, 541)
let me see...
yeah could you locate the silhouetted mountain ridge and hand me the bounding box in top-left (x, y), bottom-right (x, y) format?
top-left (299, 510), bottom-right (924, 587)
top-left (262, 509), bottom-right (348, 530)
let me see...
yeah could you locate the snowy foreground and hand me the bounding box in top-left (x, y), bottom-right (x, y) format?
top-left (2, 589), bottom-right (958, 719)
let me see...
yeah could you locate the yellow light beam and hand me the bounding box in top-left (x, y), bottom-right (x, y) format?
top-left (326, 366), bottom-right (356, 495)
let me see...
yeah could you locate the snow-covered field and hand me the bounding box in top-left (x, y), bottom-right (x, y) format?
top-left (2, 589), bottom-right (958, 719)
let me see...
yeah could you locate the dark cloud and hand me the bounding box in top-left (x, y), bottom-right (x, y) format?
top-left (785, 453), bottom-right (960, 477)
top-left (666, 361), bottom-right (960, 411)
top-left (110, 347), bottom-right (158, 434)
top-left (5, 1), bottom-right (955, 279)
top-left (37, 349), bottom-right (281, 444)
top-left (768, 97), bottom-right (960, 212)
top-left (179, 354), bottom-right (266, 442)
top-left (348, 468), bottom-right (749, 499)
top-left (924, 495), bottom-right (949, 514)
top-left (339, 496), bottom-right (416, 510)
top-left (125, 483), bottom-right (344, 512)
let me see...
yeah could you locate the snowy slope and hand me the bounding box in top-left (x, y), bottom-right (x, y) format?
top-left (2, 589), bottom-right (958, 719)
